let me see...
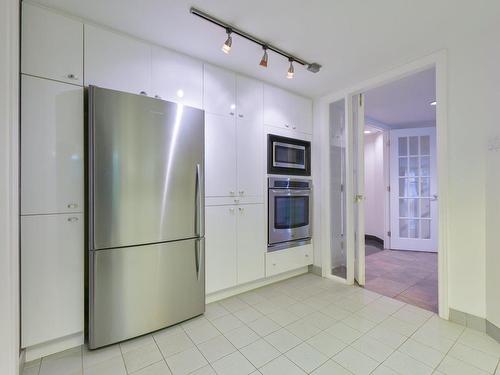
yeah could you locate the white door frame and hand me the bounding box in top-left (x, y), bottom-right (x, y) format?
top-left (319, 50), bottom-right (449, 319)
top-left (0, 0), bottom-right (20, 373)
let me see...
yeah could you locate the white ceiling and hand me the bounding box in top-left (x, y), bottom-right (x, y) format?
top-left (30, 0), bottom-right (498, 98)
top-left (365, 68), bottom-right (436, 128)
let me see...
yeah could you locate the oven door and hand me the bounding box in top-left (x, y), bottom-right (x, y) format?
top-left (268, 189), bottom-right (311, 246)
top-left (273, 142), bottom-right (306, 169)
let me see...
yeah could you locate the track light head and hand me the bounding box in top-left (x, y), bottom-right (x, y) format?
top-left (287, 58), bottom-right (295, 79)
top-left (221, 28), bottom-right (232, 54)
top-left (259, 46), bottom-right (268, 68)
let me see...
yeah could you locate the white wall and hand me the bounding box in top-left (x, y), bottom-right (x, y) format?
top-left (364, 132), bottom-right (385, 240)
top-left (0, 0), bottom-right (20, 373)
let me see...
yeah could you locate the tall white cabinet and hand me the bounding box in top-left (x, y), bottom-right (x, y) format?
top-left (20, 3), bottom-right (84, 356)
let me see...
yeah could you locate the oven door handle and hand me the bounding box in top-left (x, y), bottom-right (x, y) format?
top-left (270, 189), bottom-right (311, 195)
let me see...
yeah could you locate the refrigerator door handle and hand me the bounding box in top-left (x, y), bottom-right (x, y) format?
top-left (195, 239), bottom-right (204, 280)
top-left (195, 163), bottom-right (204, 237)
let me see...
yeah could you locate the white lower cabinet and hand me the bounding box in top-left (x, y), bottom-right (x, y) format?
top-left (21, 214), bottom-right (84, 348)
top-left (205, 205), bottom-right (237, 294)
top-left (237, 204), bottom-right (265, 284)
top-left (206, 204), bottom-right (265, 293)
top-left (266, 244), bottom-right (313, 277)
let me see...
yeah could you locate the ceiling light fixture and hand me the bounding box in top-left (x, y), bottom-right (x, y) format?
top-left (364, 130), bottom-right (372, 134)
top-left (190, 7), bottom-right (321, 77)
top-left (430, 101), bottom-right (437, 106)
top-left (287, 58), bottom-right (295, 79)
top-left (221, 28), bottom-right (232, 54)
top-left (259, 46), bottom-right (268, 68)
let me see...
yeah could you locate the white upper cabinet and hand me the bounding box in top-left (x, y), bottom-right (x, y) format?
top-left (264, 84), bottom-right (312, 134)
top-left (236, 75), bottom-right (263, 123)
top-left (21, 75), bottom-right (83, 215)
top-left (205, 205), bottom-right (237, 293)
top-left (151, 47), bottom-right (203, 108)
top-left (237, 204), bottom-right (265, 284)
top-left (21, 213), bottom-right (84, 347)
top-left (203, 64), bottom-right (236, 117)
top-left (84, 24), bottom-right (151, 95)
top-left (205, 113), bottom-right (237, 197)
top-left (237, 117), bottom-right (263, 198)
top-left (22, 3), bottom-right (83, 85)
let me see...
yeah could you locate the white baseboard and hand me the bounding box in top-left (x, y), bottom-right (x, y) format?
top-left (206, 267), bottom-right (308, 303)
top-left (19, 350), bottom-right (26, 375)
top-left (24, 332), bottom-right (83, 362)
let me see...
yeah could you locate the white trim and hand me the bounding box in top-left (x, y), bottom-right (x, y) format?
top-left (24, 333), bottom-right (83, 362)
top-left (206, 267), bottom-right (308, 303)
top-left (0, 0), bottom-right (20, 374)
top-left (383, 131), bottom-right (391, 248)
top-left (319, 50), bottom-right (449, 319)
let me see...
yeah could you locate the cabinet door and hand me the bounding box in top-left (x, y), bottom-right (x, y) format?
top-left (205, 206), bottom-right (237, 293)
top-left (205, 113), bottom-right (237, 197)
top-left (204, 64), bottom-right (236, 117)
top-left (21, 213), bottom-right (84, 347)
top-left (236, 75), bottom-right (263, 123)
top-left (293, 95), bottom-right (313, 134)
top-left (21, 75), bottom-right (83, 215)
top-left (22, 3), bottom-right (83, 85)
top-left (85, 24), bottom-right (151, 95)
top-left (151, 46), bottom-right (203, 108)
top-left (263, 84), bottom-right (293, 130)
top-left (237, 204), bottom-right (265, 284)
top-left (237, 117), bottom-right (263, 198)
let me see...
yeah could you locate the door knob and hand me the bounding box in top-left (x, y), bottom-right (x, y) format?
top-left (431, 194), bottom-right (438, 201)
top-left (355, 194), bottom-right (364, 202)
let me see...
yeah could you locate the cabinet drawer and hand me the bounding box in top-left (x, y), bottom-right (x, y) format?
top-left (266, 244), bottom-right (313, 277)
top-left (21, 214), bottom-right (84, 347)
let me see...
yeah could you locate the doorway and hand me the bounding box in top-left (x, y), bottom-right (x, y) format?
top-left (362, 68), bottom-right (438, 312)
top-left (322, 52), bottom-right (448, 318)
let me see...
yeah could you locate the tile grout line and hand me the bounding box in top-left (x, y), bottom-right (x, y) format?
top-left (151, 332), bottom-right (176, 375)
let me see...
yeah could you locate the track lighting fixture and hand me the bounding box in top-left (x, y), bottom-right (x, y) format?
top-left (287, 59), bottom-right (295, 79)
top-left (191, 7), bottom-right (322, 77)
top-left (221, 28), bottom-right (232, 54)
top-left (259, 46), bottom-right (268, 68)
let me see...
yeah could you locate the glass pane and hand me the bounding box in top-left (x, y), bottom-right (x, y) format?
top-left (398, 137), bottom-right (408, 156)
top-left (399, 178), bottom-right (407, 197)
top-left (399, 157), bottom-right (408, 177)
top-left (409, 219), bottom-right (419, 238)
top-left (408, 178), bottom-right (419, 197)
top-left (421, 219), bottom-right (431, 239)
top-left (421, 198), bottom-right (431, 218)
top-left (409, 136), bottom-right (419, 155)
top-left (421, 156), bottom-right (430, 176)
top-left (421, 177), bottom-right (430, 197)
top-left (399, 198), bottom-right (408, 217)
top-left (409, 198), bottom-right (419, 218)
top-left (329, 99), bottom-right (346, 279)
top-left (275, 196), bottom-right (309, 229)
top-left (420, 136), bottom-right (430, 155)
top-left (409, 157), bottom-right (419, 176)
top-left (399, 219), bottom-right (408, 238)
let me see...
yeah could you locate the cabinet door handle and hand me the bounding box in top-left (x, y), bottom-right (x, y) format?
top-left (238, 114), bottom-right (244, 118)
top-left (154, 95), bottom-right (162, 99)
top-left (285, 124), bottom-right (290, 128)
top-left (229, 207), bottom-right (235, 212)
top-left (67, 217), bottom-right (79, 222)
top-left (140, 91), bottom-right (148, 96)
top-left (293, 126), bottom-right (297, 130)
top-left (238, 207), bottom-right (244, 212)
top-left (234, 199), bottom-right (240, 204)
top-left (230, 191), bottom-right (235, 196)
top-left (67, 73), bottom-right (78, 80)
top-left (229, 112), bottom-right (235, 116)
top-left (67, 203), bottom-right (78, 209)
top-left (239, 190), bottom-right (244, 196)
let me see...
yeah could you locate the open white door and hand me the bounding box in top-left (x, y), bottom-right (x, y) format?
top-left (352, 94), bottom-right (365, 285)
top-left (389, 127), bottom-right (437, 251)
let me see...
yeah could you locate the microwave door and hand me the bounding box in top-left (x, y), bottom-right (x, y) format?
top-left (273, 142), bottom-right (306, 169)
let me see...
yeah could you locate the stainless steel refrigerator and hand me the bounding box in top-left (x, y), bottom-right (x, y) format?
top-left (88, 86), bottom-right (205, 349)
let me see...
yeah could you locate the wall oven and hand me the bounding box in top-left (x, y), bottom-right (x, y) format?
top-left (268, 177), bottom-right (312, 251)
top-left (268, 134), bottom-right (311, 176)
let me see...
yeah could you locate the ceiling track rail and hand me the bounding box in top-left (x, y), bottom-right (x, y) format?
top-left (190, 7), bottom-right (321, 73)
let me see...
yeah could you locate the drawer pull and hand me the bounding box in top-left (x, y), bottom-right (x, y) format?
top-left (67, 217), bottom-right (79, 222)
top-left (305, 254), bottom-right (309, 257)
top-left (67, 203), bottom-right (78, 209)
top-left (67, 73), bottom-right (78, 80)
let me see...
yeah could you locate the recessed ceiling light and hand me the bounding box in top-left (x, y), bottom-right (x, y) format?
top-left (364, 130), bottom-right (372, 134)
top-left (430, 101), bottom-right (437, 106)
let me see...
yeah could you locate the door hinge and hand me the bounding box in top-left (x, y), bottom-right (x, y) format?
top-left (387, 231), bottom-right (391, 237)
top-left (387, 185), bottom-right (390, 192)
top-left (340, 184), bottom-right (344, 192)
top-left (359, 94), bottom-right (363, 107)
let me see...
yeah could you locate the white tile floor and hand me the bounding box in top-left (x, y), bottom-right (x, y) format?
top-left (23, 274), bottom-right (500, 375)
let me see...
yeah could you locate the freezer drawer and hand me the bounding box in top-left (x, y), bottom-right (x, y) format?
top-left (89, 238), bottom-right (205, 349)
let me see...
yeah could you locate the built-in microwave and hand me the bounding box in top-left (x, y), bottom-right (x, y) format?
top-left (268, 134), bottom-right (311, 176)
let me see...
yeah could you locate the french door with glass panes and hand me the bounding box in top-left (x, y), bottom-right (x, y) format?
top-left (390, 127), bottom-right (437, 251)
